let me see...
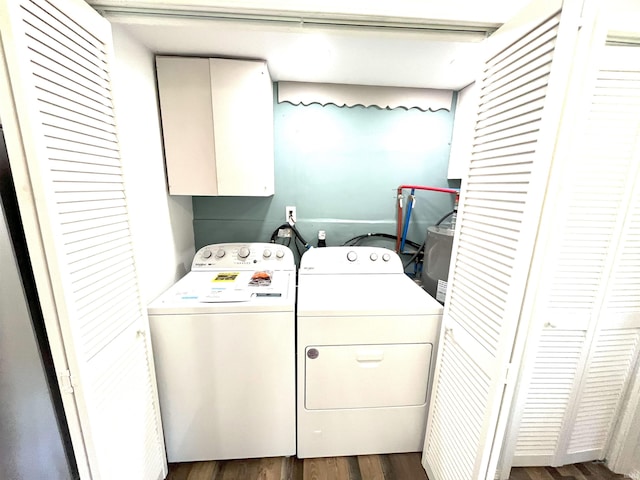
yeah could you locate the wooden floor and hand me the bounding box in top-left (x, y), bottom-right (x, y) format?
top-left (166, 454), bottom-right (627, 480)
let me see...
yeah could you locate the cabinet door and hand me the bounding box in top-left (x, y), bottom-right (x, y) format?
top-left (447, 82), bottom-right (478, 180)
top-left (156, 57), bottom-right (218, 195)
top-left (0, 0), bottom-right (167, 478)
top-left (210, 58), bottom-right (274, 196)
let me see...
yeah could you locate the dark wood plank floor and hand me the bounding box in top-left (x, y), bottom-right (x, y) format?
top-left (166, 455), bottom-right (627, 480)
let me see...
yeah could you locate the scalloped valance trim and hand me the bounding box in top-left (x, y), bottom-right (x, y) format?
top-left (277, 81), bottom-right (453, 112)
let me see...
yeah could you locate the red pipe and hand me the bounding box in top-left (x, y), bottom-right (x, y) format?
top-left (397, 185), bottom-right (458, 194)
top-left (395, 185), bottom-right (459, 252)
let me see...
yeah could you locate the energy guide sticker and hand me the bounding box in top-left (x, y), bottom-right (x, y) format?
top-left (213, 272), bottom-right (239, 282)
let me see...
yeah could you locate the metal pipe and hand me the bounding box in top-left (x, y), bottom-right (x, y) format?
top-left (395, 184), bottom-right (459, 253)
top-left (400, 191), bottom-right (416, 252)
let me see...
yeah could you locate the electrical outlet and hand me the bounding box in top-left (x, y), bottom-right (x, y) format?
top-left (285, 206), bottom-right (296, 225)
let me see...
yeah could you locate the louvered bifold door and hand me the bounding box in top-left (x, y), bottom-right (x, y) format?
top-left (513, 47), bottom-right (640, 466)
top-left (560, 47), bottom-right (640, 465)
top-left (422, 1), bottom-right (603, 479)
top-left (0, 1), bottom-right (167, 479)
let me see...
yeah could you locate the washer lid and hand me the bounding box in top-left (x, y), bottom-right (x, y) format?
top-left (297, 273), bottom-right (443, 317)
top-left (147, 270), bottom-right (294, 314)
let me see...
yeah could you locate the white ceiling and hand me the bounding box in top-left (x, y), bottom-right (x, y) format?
top-left (105, 15), bottom-right (491, 90)
top-left (91, 0), bottom-right (640, 91)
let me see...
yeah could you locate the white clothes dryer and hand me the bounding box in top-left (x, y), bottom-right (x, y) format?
top-left (147, 242), bottom-right (296, 462)
top-left (296, 246), bottom-right (443, 458)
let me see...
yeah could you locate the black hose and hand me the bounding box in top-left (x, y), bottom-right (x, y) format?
top-left (435, 210), bottom-right (455, 226)
top-left (403, 239), bottom-right (426, 269)
top-left (294, 237), bottom-right (303, 259)
top-left (269, 223), bottom-right (311, 250)
top-left (342, 233), bottom-right (421, 250)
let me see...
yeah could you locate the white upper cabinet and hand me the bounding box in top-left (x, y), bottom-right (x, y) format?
top-left (447, 82), bottom-right (478, 180)
top-left (156, 56), bottom-right (275, 196)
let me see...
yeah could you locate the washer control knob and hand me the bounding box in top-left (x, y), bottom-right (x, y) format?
top-left (238, 247), bottom-right (250, 259)
top-left (215, 249), bottom-right (225, 259)
top-left (202, 249), bottom-right (212, 259)
top-left (382, 253), bottom-right (391, 262)
top-left (370, 253), bottom-right (378, 261)
top-left (263, 249), bottom-right (272, 258)
top-left (347, 251), bottom-right (357, 262)
top-left (276, 250), bottom-right (285, 259)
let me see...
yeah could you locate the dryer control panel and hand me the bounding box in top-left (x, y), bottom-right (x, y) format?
top-left (192, 242), bottom-right (295, 271)
top-left (299, 246), bottom-right (403, 275)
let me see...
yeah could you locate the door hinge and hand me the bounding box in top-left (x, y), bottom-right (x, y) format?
top-left (59, 369), bottom-right (74, 394)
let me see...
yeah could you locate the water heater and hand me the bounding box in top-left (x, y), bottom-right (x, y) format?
top-left (421, 224), bottom-right (454, 304)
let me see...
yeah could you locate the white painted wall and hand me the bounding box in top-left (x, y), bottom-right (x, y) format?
top-left (110, 24), bottom-right (195, 302)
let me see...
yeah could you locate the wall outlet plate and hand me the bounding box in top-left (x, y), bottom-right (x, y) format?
top-left (285, 206), bottom-right (296, 224)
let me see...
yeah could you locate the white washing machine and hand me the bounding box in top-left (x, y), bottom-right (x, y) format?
top-left (147, 242), bottom-right (296, 462)
top-left (296, 246), bottom-right (443, 458)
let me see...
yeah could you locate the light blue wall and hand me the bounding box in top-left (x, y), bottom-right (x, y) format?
top-left (193, 89), bottom-right (458, 256)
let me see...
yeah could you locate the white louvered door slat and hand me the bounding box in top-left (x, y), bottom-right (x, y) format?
top-left (0, 0), bottom-right (167, 479)
top-left (423, 1), bottom-right (604, 479)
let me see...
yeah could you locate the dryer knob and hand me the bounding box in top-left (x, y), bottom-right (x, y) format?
top-left (347, 251), bottom-right (357, 262)
top-left (215, 249), bottom-right (225, 259)
top-left (370, 253), bottom-right (378, 261)
top-left (202, 249), bottom-right (212, 259)
top-left (382, 253), bottom-right (391, 262)
top-left (238, 247), bottom-right (250, 259)
top-left (276, 250), bottom-right (285, 259)
top-left (263, 249), bottom-right (272, 258)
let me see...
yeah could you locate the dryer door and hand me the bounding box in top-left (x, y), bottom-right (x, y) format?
top-left (305, 343), bottom-right (432, 410)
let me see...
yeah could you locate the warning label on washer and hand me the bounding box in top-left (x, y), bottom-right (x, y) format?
top-left (436, 279), bottom-right (448, 303)
top-left (212, 272), bottom-right (239, 282)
